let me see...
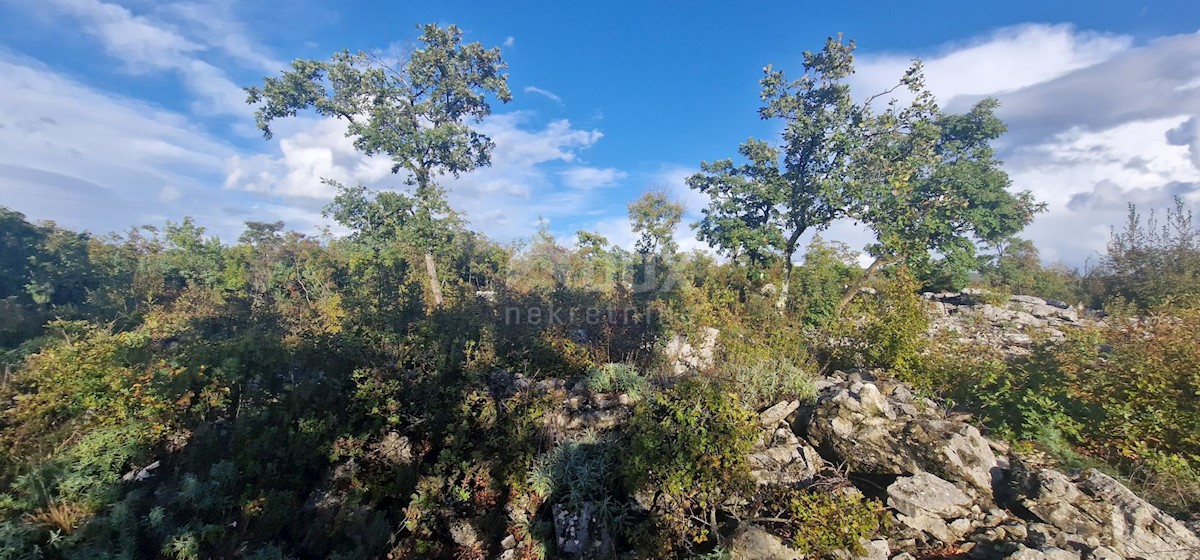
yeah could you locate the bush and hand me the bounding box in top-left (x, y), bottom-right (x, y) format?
top-left (822, 269), bottom-right (930, 373)
top-left (623, 379), bottom-right (758, 554)
top-left (586, 363), bottom-right (648, 398)
top-left (756, 486), bottom-right (888, 556)
top-left (720, 358), bottom-right (816, 409)
top-left (906, 303), bottom-right (1200, 513)
top-left (1086, 198), bottom-right (1200, 310)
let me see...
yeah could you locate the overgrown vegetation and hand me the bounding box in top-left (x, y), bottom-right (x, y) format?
top-left (2, 22), bottom-right (1199, 559)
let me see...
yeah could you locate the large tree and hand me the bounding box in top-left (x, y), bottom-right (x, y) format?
top-left (838, 90), bottom-right (1043, 312)
top-left (687, 36), bottom-right (859, 309)
top-left (245, 23), bottom-right (511, 307)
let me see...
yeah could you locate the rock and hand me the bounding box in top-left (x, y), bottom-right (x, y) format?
top-left (809, 382), bottom-right (1001, 498)
top-left (862, 539), bottom-right (890, 559)
top-left (553, 502), bottom-right (614, 557)
top-left (897, 512), bottom-right (958, 544)
top-left (729, 524), bottom-right (802, 560)
top-left (448, 518), bottom-right (479, 548)
top-left (833, 538), bottom-right (890, 559)
top-left (500, 533), bottom-right (517, 550)
top-left (761, 400), bottom-right (801, 428)
top-left (750, 444), bottom-right (822, 486)
top-left (370, 432), bottom-right (412, 466)
top-left (1004, 544), bottom-right (1080, 560)
top-left (664, 327), bottom-right (720, 375)
top-left (1020, 468), bottom-right (1200, 560)
top-left (1085, 546), bottom-right (1122, 560)
top-left (887, 472), bottom-right (973, 519)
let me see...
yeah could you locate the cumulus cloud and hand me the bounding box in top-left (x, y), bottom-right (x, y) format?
top-left (853, 24), bottom-right (1131, 107)
top-left (1166, 116), bottom-right (1200, 170)
top-left (829, 25), bottom-right (1200, 266)
top-left (224, 110), bottom-right (616, 239)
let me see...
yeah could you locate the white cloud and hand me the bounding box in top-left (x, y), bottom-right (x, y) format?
top-left (503, 36), bottom-right (515, 48)
top-left (827, 25), bottom-right (1200, 267)
top-left (560, 167), bottom-right (626, 190)
top-left (158, 1), bottom-right (283, 71)
top-left (1166, 116), bottom-right (1200, 170)
top-left (853, 24), bottom-right (1131, 108)
top-left (0, 55), bottom-right (249, 236)
top-left (524, 85), bottom-right (562, 103)
top-left (37, 0), bottom-right (257, 115)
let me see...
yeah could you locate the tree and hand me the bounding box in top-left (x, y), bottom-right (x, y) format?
top-left (1091, 197), bottom-right (1200, 308)
top-left (246, 23), bottom-right (512, 307)
top-left (0, 207), bottom-right (41, 301)
top-left (837, 90), bottom-right (1043, 313)
top-left (628, 190), bottom-right (684, 294)
top-left (688, 36), bottom-right (859, 309)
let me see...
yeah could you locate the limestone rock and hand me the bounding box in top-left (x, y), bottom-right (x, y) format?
top-left (750, 444), bottom-right (822, 486)
top-left (761, 400), bottom-right (801, 428)
top-left (808, 382), bottom-right (1001, 498)
top-left (887, 472), bottom-right (973, 520)
top-left (729, 524), bottom-right (802, 560)
top-left (1020, 468), bottom-right (1200, 560)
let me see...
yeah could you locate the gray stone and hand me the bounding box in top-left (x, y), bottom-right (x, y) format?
top-left (553, 502), bottom-right (614, 557)
top-left (1005, 545), bottom-right (1080, 560)
top-left (1021, 468), bottom-right (1200, 560)
top-left (761, 400), bottom-right (801, 428)
top-left (750, 444), bottom-right (822, 486)
top-left (887, 472), bottom-right (973, 519)
top-left (809, 384), bottom-right (1001, 498)
top-left (729, 524), bottom-right (802, 560)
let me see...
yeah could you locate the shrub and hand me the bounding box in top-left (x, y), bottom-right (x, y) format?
top-left (586, 363), bottom-right (648, 398)
top-left (756, 486), bottom-right (888, 556)
top-left (720, 358), bottom-right (816, 409)
top-left (1087, 198), bottom-right (1200, 310)
top-left (623, 379), bottom-right (758, 554)
top-left (822, 269), bottom-right (930, 373)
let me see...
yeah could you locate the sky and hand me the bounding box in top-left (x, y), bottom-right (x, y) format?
top-left (1, 0), bottom-right (1199, 268)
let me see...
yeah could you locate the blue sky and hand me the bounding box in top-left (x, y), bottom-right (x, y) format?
top-left (2, 1), bottom-right (1199, 267)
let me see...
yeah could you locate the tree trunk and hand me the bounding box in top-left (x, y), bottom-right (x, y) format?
top-left (835, 256), bottom-right (888, 316)
top-left (775, 230), bottom-right (804, 310)
top-left (424, 251), bottom-right (444, 307)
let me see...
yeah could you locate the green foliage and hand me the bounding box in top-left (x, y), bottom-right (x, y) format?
top-left (624, 379), bottom-right (758, 553)
top-left (1086, 198), bottom-right (1200, 310)
top-left (907, 303), bottom-right (1200, 513)
top-left (586, 363), bottom-right (648, 399)
top-left (791, 236), bottom-right (861, 326)
top-left (720, 357), bottom-right (816, 409)
top-left (757, 486), bottom-right (888, 556)
top-left (822, 269), bottom-right (930, 372)
top-left (978, 236), bottom-right (1084, 303)
top-left (526, 431), bottom-right (631, 546)
top-left (688, 36), bottom-right (858, 307)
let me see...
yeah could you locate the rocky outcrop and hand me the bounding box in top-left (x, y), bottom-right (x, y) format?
top-left (925, 291), bottom-right (1094, 355)
top-left (663, 326), bottom-right (720, 375)
top-left (795, 372), bottom-right (1200, 560)
top-left (488, 367), bottom-right (1199, 560)
top-left (1018, 468), bottom-right (1200, 560)
top-left (807, 377), bottom-right (1003, 499)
